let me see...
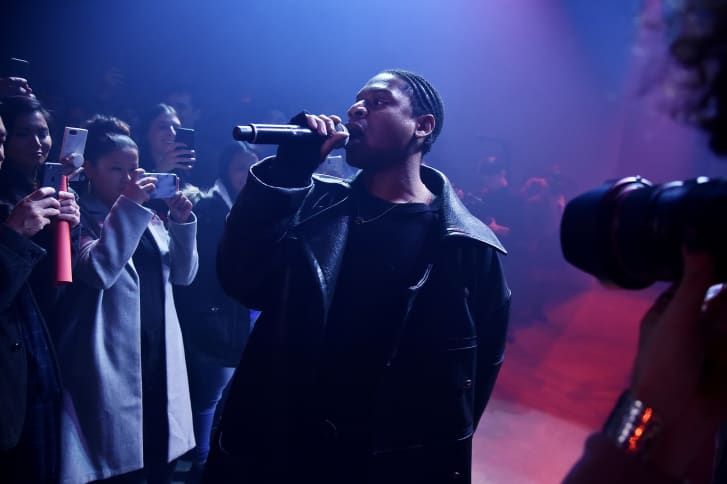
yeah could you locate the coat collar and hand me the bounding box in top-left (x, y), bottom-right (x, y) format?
top-left (345, 165), bottom-right (506, 254)
top-left (80, 193), bottom-right (160, 223)
top-left (208, 179), bottom-right (235, 211)
top-left (79, 192), bottom-right (167, 256)
top-left (78, 191), bottom-right (112, 219)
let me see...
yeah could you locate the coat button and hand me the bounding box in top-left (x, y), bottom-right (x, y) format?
top-left (463, 379), bottom-right (473, 389)
top-left (11, 342), bottom-right (22, 352)
top-left (449, 471), bottom-right (462, 481)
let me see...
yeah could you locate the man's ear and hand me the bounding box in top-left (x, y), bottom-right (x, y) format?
top-left (415, 114), bottom-right (435, 139)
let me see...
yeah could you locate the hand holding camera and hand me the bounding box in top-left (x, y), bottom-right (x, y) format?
top-left (562, 177), bottom-right (727, 478)
top-left (627, 249), bottom-right (727, 477)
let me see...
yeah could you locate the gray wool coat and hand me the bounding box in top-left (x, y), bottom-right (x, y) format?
top-left (52, 194), bottom-right (198, 484)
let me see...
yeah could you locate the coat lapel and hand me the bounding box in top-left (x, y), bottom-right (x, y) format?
top-left (146, 216), bottom-right (168, 255)
top-left (292, 186), bottom-right (352, 324)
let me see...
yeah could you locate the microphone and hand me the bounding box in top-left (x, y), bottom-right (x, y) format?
top-left (232, 123), bottom-right (349, 149)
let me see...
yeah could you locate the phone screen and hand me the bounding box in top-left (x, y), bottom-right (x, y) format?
top-left (146, 173), bottom-right (179, 199)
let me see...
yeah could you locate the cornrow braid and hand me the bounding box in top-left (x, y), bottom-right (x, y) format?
top-left (383, 69), bottom-right (445, 154)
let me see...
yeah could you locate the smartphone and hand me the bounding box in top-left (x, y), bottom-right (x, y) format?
top-left (40, 162), bottom-right (63, 194)
top-left (146, 173), bottom-right (179, 199)
top-left (59, 127), bottom-right (88, 169)
top-left (5, 57), bottom-right (30, 79)
top-left (174, 127), bottom-right (195, 161)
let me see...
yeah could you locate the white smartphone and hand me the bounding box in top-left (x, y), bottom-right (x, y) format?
top-left (59, 127), bottom-right (88, 169)
top-left (146, 173), bottom-right (179, 199)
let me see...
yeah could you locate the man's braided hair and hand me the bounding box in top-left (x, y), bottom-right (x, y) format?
top-left (383, 69), bottom-right (444, 155)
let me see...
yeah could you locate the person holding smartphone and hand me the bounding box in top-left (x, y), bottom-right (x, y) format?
top-left (0, 96), bottom-right (80, 309)
top-left (0, 96), bottom-right (80, 483)
top-left (138, 103), bottom-right (200, 218)
top-left (51, 115), bottom-right (198, 484)
top-left (139, 103), bottom-right (196, 177)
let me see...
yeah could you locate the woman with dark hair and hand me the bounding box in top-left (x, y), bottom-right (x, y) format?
top-left (0, 95), bottom-right (80, 483)
top-left (0, 96), bottom-right (80, 249)
top-left (52, 115), bottom-right (198, 484)
top-left (174, 141), bottom-right (258, 481)
top-left (211, 141), bottom-right (257, 204)
top-left (138, 103), bottom-right (201, 219)
top-left (138, 103), bottom-right (196, 177)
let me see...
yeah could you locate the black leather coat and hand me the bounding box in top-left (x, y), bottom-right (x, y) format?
top-left (207, 159), bottom-right (510, 484)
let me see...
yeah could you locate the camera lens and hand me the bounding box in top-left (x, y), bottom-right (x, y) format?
top-left (560, 176), bottom-right (727, 288)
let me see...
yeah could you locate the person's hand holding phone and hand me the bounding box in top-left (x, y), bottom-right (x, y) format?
top-left (156, 142), bottom-right (195, 172)
top-left (58, 127), bottom-right (88, 177)
top-left (0, 77), bottom-right (33, 98)
top-left (122, 169), bottom-right (157, 205)
top-left (59, 153), bottom-right (81, 177)
top-left (4, 187), bottom-right (60, 238)
top-left (166, 191), bottom-right (193, 223)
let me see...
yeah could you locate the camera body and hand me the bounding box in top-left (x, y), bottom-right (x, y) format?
top-left (560, 176), bottom-right (727, 289)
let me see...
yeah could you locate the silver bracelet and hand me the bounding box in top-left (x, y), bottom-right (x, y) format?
top-left (603, 390), bottom-right (662, 455)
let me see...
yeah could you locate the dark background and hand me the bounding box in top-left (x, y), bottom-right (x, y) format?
top-left (1, 0), bottom-right (722, 189)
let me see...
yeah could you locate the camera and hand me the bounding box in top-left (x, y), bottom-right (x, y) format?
top-left (560, 176), bottom-right (727, 289)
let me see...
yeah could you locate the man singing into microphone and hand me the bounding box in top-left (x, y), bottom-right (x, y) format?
top-left (206, 69), bottom-right (510, 484)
